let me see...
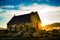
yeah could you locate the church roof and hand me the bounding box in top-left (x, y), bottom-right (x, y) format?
top-left (7, 13), bottom-right (32, 25)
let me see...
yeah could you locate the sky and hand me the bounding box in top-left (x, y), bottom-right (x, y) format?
top-left (0, 0), bottom-right (60, 28)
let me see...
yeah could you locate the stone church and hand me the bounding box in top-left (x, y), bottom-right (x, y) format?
top-left (7, 11), bottom-right (42, 32)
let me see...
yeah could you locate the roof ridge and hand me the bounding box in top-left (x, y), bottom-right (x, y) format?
top-left (15, 11), bottom-right (36, 17)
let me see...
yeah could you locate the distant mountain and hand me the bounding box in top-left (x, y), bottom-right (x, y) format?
top-left (45, 22), bottom-right (60, 27)
top-left (0, 28), bottom-right (7, 30)
top-left (43, 22), bottom-right (60, 31)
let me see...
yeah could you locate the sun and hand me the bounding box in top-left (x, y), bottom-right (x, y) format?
top-left (41, 24), bottom-right (45, 27)
top-left (41, 20), bottom-right (48, 26)
top-left (41, 19), bottom-right (52, 27)
top-left (42, 22), bottom-right (48, 26)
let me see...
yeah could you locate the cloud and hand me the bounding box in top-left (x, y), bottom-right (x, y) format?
top-left (0, 8), bottom-right (3, 12)
top-left (4, 5), bottom-right (14, 8)
top-left (0, 3), bottom-right (60, 28)
top-left (19, 3), bottom-right (60, 17)
top-left (0, 5), bottom-right (16, 9)
top-left (2, 3), bottom-right (60, 21)
top-left (20, 3), bottom-right (45, 10)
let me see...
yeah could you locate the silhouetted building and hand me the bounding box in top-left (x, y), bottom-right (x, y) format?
top-left (7, 11), bottom-right (42, 32)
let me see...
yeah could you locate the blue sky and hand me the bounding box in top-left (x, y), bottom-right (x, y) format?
top-left (0, 0), bottom-right (60, 28)
top-left (0, 0), bottom-right (60, 6)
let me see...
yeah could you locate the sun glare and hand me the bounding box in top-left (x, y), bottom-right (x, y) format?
top-left (41, 19), bottom-right (49, 26)
top-left (41, 19), bottom-right (52, 27)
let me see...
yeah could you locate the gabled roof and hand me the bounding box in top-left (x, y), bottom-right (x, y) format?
top-left (7, 13), bottom-right (32, 25)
